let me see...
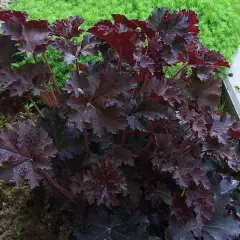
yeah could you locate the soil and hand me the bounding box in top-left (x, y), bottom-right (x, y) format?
top-left (0, 181), bottom-right (72, 240)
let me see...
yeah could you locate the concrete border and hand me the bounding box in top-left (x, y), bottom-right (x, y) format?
top-left (223, 47), bottom-right (240, 118)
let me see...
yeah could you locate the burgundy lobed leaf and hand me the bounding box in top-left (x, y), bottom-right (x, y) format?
top-left (180, 10), bottom-right (199, 35)
top-left (161, 153), bottom-right (210, 189)
top-left (203, 139), bottom-right (240, 171)
top-left (80, 33), bottom-right (103, 56)
top-left (179, 106), bottom-right (208, 140)
top-left (0, 10), bottom-right (27, 24)
top-left (134, 55), bottom-right (155, 77)
top-left (0, 11), bottom-right (52, 56)
top-left (52, 34), bottom-right (102, 64)
top-left (82, 160), bottom-right (127, 207)
top-left (129, 98), bottom-right (172, 126)
top-left (70, 173), bottom-right (83, 195)
top-left (227, 116), bottom-right (240, 138)
top-left (73, 209), bottom-right (149, 240)
top-left (66, 65), bottom-right (136, 136)
top-left (170, 193), bottom-right (193, 225)
top-left (178, 40), bottom-right (230, 79)
top-left (104, 145), bottom-right (135, 166)
top-left (149, 182), bottom-right (173, 206)
top-left (88, 18), bottom-right (141, 65)
top-left (167, 194), bottom-right (240, 240)
top-left (51, 16), bottom-right (84, 39)
top-left (0, 121), bottom-right (57, 188)
top-left (185, 185), bottom-right (215, 226)
top-left (52, 38), bottom-right (81, 65)
top-left (148, 133), bottom-right (210, 189)
top-left (0, 35), bottom-right (23, 67)
top-left (210, 113), bottom-right (235, 144)
top-left (147, 34), bottom-right (177, 75)
top-left (147, 8), bottom-right (199, 45)
top-left (146, 8), bottom-right (170, 31)
top-left (0, 90), bottom-right (25, 115)
top-left (220, 175), bottom-right (239, 195)
top-left (191, 76), bottom-right (222, 112)
top-left (151, 78), bottom-right (185, 106)
top-left (111, 14), bottom-right (155, 38)
top-left (0, 62), bottom-right (50, 97)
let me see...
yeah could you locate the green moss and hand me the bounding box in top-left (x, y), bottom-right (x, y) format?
top-left (9, 0), bottom-right (240, 85)
top-left (0, 181), bottom-right (71, 240)
top-left (0, 116), bottom-right (7, 129)
top-left (45, 48), bottom-right (69, 88)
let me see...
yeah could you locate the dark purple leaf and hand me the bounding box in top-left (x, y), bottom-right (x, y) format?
top-left (161, 154), bottom-right (210, 189)
top-left (220, 176), bottom-right (239, 195)
top-left (111, 14), bottom-right (155, 38)
top-left (0, 35), bottom-right (23, 67)
top-left (0, 62), bottom-right (50, 96)
top-left (51, 16), bottom-right (84, 39)
top-left (0, 90), bottom-right (25, 115)
top-left (179, 40), bottom-right (230, 78)
top-left (179, 106), bottom-right (208, 140)
top-left (38, 108), bottom-right (83, 160)
top-left (147, 8), bottom-right (199, 44)
top-left (52, 34), bottom-right (102, 64)
top-left (210, 113), bottom-right (235, 144)
top-left (149, 182), bottom-right (173, 206)
top-left (167, 194), bottom-right (240, 240)
top-left (0, 11), bottom-right (52, 56)
top-left (170, 194), bottom-right (193, 225)
top-left (88, 19), bottom-right (141, 65)
top-left (0, 10), bottom-right (27, 24)
top-left (73, 209), bottom-right (149, 240)
top-left (52, 39), bottom-right (81, 65)
top-left (82, 160), bottom-right (127, 207)
top-left (185, 185), bottom-right (215, 226)
top-left (191, 76), bottom-right (222, 111)
top-left (203, 137), bottom-right (240, 171)
top-left (66, 65), bottom-right (136, 136)
top-left (0, 121), bottom-right (57, 188)
top-left (104, 145), bottom-right (135, 166)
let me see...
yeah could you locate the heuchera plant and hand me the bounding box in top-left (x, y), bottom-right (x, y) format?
top-left (0, 9), bottom-right (240, 240)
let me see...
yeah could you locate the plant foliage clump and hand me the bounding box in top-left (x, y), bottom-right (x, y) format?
top-left (0, 9), bottom-right (240, 240)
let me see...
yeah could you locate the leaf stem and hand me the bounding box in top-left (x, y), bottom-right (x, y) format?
top-left (41, 86), bottom-right (54, 107)
top-left (28, 96), bottom-right (44, 118)
top-left (181, 187), bottom-right (188, 197)
top-left (143, 138), bottom-right (152, 152)
top-left (24, 106), bottom-right (37, 126)
top-left (42, 52), bottom-right (61, 95)
top-left (132, 87), bottom-right (137, 98)
top-left (33, 54), bottom-right (37, 63)
top-left (75, 60), bottom-right (79, 72)
top-left (172, 63), bottom-right (188, 80)
top-left (68, 64), bottom-right (73, 74)
top-left (179, 132), bottom-right (196, 149)
top-left (46, 82), bottom-right (58, 105)
top-left (180, 125), bottom-right (191, 137)
top-left (121, 129), bottom-right (127, 147)
top-left (83, 128), bottom-right (89, 152)
top-left (164, 66), bottom-right (169, 75)
top-left (38, 168), bottom-right (76, 204)
top-left (117, 59), bottom-right (122, 73)
top-left (138, 74), bottom-right (150, 96)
